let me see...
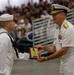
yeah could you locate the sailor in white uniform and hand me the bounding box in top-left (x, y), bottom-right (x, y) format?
top-left (0, 14), bottom-right (15, 75)
top-left (35, 4), bottom-right (74, 75)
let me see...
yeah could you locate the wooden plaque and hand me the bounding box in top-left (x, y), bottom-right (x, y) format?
top-left (30, 48), bottom-right (39, 59)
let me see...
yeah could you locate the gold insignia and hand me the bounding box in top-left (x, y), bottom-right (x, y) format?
top-left (63, 23), bottom-right (69, 29)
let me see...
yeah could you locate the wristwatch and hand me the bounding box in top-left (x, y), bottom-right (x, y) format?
top-left (45, 57), bottom-right (48, 61)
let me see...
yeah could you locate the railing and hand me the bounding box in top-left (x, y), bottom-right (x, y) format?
top-left (32, 17), bottom-right (56, 47)
top-left (67, 8), bottom-right (74, 25)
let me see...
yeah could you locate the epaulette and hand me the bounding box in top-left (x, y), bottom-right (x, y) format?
top-left (63, 23), bottom-right (69, 29)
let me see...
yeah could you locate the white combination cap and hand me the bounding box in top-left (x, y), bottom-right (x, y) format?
top-left (0, 14), bottom-right (14, 21)
top-left (50, 4), bottom-right (70, 15)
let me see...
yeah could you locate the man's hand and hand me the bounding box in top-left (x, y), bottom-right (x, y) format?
top-left (37, 56), bottom-right (46, 62)
top-left (35, 44), bottom-right (44, 50)
top-left (38, 50), bottom-right (42, 56)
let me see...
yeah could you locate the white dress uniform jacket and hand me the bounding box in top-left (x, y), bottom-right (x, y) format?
top-left (0, 28), bottom-right (15, 75)
top-left (53, 20), bottom-right (74, 75)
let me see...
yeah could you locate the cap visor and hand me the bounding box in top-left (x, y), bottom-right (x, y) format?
top-left (50, 10), bottom-right (63, 15)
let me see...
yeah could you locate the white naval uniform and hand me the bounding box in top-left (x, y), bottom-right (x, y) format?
top-left (0, 28), bottom-right (15, 75)
top-left (53, 20), bottom-right (74, 75)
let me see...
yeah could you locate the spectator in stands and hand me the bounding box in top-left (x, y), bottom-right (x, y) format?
top-left (18, 19), bottom-right (25, 28)
top-left (68, 0), bottom-right (74, 9)
top-left (52, 0), bottom-right (63, 4)
top-left (16, 19), bottom-right (26, 39)
top-left (41, 10), bottom-right (52, 19)
top-left (29, 16), bottom-right (35, 24)
top-left (16, 19), bottom-right (25, 39)
top-left (62, 0), bottom-right (69, 7)
top-left (24, 18), bottom-right (32, 36)
top-left (15, 18), bottom-right (32, 53)
top-left (0, 14), bottom-right (15, 75)
top-left (35, 4), bottom-right (74, 75)
top-left (16, 25), bottom-right (22, 39)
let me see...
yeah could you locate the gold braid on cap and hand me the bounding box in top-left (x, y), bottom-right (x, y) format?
top-left (50, 10), bottom-right (63, 15)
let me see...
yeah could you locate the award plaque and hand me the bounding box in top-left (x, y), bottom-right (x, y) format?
top-left (30, 47), bottom-right (39, 59)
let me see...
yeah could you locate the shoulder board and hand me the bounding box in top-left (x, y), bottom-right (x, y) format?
top-left (63, 23), bottom-right (69, 29)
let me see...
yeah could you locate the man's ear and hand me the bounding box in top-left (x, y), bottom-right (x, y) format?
top-left (5, 21), bottom-right (9, 27)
